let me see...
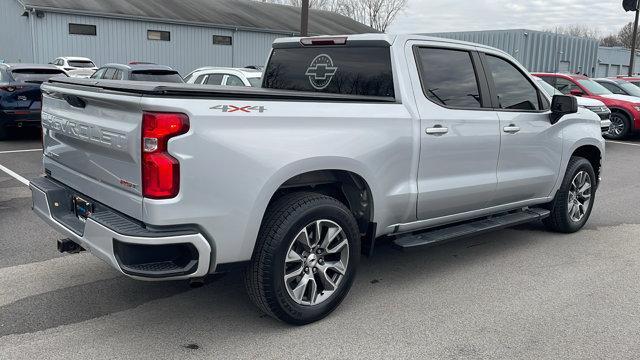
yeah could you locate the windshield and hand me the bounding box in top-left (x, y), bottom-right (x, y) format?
top-left (577, 79), bottom-right (612, 95)
top-left (247, 77), bottom-right (262, 87)
top-left (11, 69), bottom-right (67, 83)
top-left (130, 71), bottom-right (184, 83)
top-left (68, 60), bottom-right (96, 68)
top-left (536, 78), bottom-right (561, 97)
top-left (619, 82), bottom-right (640, 97)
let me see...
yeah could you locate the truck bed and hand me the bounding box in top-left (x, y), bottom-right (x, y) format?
top-left (46, 77), bottom-right (396, 103)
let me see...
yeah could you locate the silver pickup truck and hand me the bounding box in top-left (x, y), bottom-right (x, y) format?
top-left (31, 34), bottom-right (605, 324)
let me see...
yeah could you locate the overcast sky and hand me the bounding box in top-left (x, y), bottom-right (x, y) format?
top-left (387, 0), bottom-right (634, 36)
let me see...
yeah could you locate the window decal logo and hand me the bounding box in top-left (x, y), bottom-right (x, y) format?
top-left (305, 54), bottom-right (338, 90)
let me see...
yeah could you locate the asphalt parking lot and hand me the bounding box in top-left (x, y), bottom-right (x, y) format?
top-left (0, 131), bottom-right (639, 360)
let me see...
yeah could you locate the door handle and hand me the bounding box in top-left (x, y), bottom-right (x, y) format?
top-left (503, 124), bottom-right (521, 134)
top-left (425, 125), bottom-right (449, 135)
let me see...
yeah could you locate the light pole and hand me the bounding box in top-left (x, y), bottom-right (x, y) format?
top-left (301, 0), bottom-right (310, 37)
top-left (624, 0), bottom-right (640, 75)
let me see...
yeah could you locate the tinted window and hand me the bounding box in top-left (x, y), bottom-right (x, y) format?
top-left (486, 55), bottom-right (540, 110)
top-left (91, 68), bottom-right (106, 79)
top-left (68, 60), bottom-right (95, 68)
top-left (415, 47), bottom-right (482, 108)
top-left (536, 78), bottom-right (561, 97)
top-left (10, 69), bottom-right (67, 83)
top-left (69, 23), bottom-right (96, 36)
top-left (130, 71), bottom-right (184, 83)
top-left (599, 82), bottom-right (625, 94)
top-left (103, 68), bottom-right (116, 80)
top-left (248, 77), bottom-right (262, 87)
top-left (226, 75), bottom-right (245, 87)
top-left (553, 78), bottom-right (581, 95)
top-left (264, 47), bottom-right (394, 97)
top-left (205, 74), bottom-right (224, 85)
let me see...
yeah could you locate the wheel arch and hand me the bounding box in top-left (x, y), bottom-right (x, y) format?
top-left (571, 144), bottom-right (603, 187)
top-left (240, 157), bottom-right (379, 261)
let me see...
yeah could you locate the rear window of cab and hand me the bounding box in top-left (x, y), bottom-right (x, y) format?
top-left (263, 47), bottom-right (394, 98)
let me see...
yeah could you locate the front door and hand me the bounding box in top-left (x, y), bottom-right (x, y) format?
top-left (481, 53), bottom-right (563, 205)
top-left (410, 44), bottom-right (501, 220)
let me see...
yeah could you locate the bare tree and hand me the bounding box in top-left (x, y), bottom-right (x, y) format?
top-left (600, 34), bottom-right (622, 47)
top-left (542, 24), bottom-right (600, 40)
top-left (339, 0), bottom-right (408, 32)
top-left (257, 0), bottom-right (407, 32)
top-left (618, 21), bottom-right (640, 49)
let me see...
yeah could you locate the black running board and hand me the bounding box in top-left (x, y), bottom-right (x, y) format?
top-left (393, 208), bottom-right (550, 251)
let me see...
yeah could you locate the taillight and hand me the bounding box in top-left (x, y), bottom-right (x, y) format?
top-left (0, 86), bottom-right (15, 92)
top-left (142, 112), bottom-right (190, 199)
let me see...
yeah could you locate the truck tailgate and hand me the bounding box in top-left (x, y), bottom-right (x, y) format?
top-left (40, 82), bottom-right (144, 219)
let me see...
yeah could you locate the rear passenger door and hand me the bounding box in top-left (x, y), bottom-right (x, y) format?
top-left (410, 43), bottom-right (501, 220)
top-left (481, 53), bottom-right (562, 205)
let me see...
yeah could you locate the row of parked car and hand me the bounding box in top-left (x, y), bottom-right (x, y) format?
top-left (0, 57), bottom-right (264, 139)
top-left (533, 73), bottom-right (640, 140)
top-left (2, 54), bottom-right (640, 140)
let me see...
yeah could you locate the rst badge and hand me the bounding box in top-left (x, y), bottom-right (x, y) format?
top-left (210, 105), bottom-right (266, 113)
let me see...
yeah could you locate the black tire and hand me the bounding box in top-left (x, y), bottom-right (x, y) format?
top-left (244, 192), bottom-right (360, 325)
top-left (543, 157), bottom-right (596, 233)
top-left (0, 126), bottom-right (8, 141)
top-left (605, 112), bottom-right (630, 140)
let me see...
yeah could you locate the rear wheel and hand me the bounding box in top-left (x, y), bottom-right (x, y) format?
top-left (0, 126), bottom-right (8, 141)
top-left (606, 112), bottom-right (630, 140)
top-left (244, 192), bottom-right (360, 325)
top-left (543, 157), bottom-right (596, 233)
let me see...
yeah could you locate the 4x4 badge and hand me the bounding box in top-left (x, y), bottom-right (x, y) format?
top-left (305, 54), bottom-right (338, 90)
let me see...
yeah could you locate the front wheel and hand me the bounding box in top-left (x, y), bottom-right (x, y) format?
top-left (544, 157), bottom-right (596, 233)
top-left (605, 112), bottom-right (630, 140)
top-left (244, 192), bottom-right (360, 325)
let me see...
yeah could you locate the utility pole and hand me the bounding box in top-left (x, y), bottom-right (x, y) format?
top-left (301, 0), bottom-right (309, 37)
top-left (624, 0), bottom-right (640, 75)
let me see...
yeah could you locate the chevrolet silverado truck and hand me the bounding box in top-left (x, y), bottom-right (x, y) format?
top-left (31, 34), bottom-right (605, 325)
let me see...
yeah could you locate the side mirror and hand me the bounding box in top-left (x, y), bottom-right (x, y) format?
top-left (550, 95), bottom-right (578, 124)
top-left (570, 89), bottom-right (584, 96)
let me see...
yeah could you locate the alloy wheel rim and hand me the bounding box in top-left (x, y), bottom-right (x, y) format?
top-left (608, 115), bottom-right (625, 137)
top-left (568, 171), bottom-right (592, 222)
top-left (283, 219), bottom-right (349, 306)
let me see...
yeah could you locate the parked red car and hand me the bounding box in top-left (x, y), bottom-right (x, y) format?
top-left (534, 73), bottom-right (640, 139)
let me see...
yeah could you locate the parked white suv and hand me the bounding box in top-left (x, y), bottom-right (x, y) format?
top-left (50, 57), bottom-right (97, 78)
top-left (184, 67), bottom-right (262, 87)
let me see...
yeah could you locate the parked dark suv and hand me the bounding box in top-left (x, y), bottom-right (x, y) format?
top-left (90, 63), bottom-right (184, 83)
top-left (0, 64), bottom-right (67, 139)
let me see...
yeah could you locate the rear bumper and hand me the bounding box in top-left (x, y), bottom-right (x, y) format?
top-left (0, 110), bottom-right (41, 128)
top-left (30, 176), bottom-right (212, 281)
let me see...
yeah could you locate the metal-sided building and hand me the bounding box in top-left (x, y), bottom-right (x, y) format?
top-left (428, 29), bottom-right (600, 76)
top-left (596, 46), bottom-right (640, 77)
top-left (0, 0), bottom-right (374, 74)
